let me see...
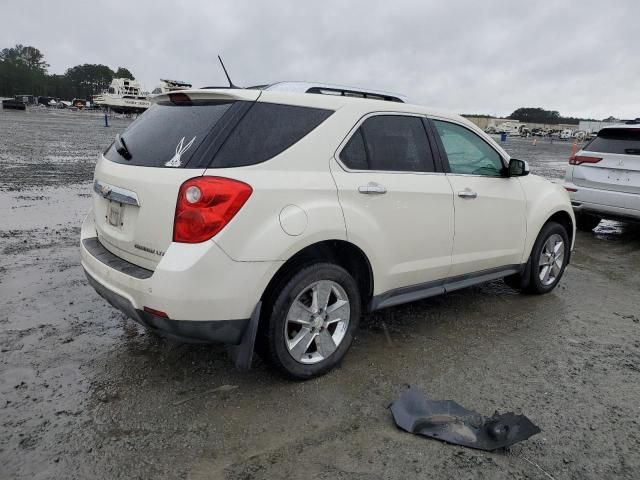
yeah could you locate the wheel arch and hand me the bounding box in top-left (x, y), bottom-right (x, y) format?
top-left (524, 207), bottom-right (575, 264)
top-left (259, 239), bottom-right (374, 314)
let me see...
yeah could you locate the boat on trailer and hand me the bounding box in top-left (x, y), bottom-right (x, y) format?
top-left (93, 78), bottom-right (150, 114)
top-left (151, 79), bottom-right (192, 94)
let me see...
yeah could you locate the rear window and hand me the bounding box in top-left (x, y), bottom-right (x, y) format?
top-left (584, 128), bottom-right (640, 155)
top-left (210, 103), bottom-right (333, 168)
top-left (104, 101), bottom-right (234, 167)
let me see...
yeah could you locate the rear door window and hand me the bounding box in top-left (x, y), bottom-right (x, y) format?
top-left (584, 128), bottom-right (640, 155)
top-left (104, 101), bottom-right (234, 167)
top-left (339, 115), bottom-right (436, 172)
top-left (210, 103), bottom-right (333, 168)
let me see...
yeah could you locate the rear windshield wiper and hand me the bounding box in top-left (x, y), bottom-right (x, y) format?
top-left (624, 149), bottom-right (640, 155)
top-left (114, 133), bottom-right (132, 160)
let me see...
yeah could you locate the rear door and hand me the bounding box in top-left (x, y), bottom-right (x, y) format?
top-left (330, 113), bottom-right (454, 295)
top-left (430, 118), bottom-right (527, 277)
top-left (573, 127), bottom-right (640, 195)
top-left (92, 91), bottom-right (259, 270)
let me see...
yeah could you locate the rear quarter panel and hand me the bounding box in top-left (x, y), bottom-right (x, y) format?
top-left (208, 106), bottom-right (365, 261)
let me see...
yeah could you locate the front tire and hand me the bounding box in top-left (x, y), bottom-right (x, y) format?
top-left (259, 263), bottom-right (361, 380)
top-left (506, 221), bottom-right (570, 294)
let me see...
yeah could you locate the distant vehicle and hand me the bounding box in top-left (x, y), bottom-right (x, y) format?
top-left (81, 81), bottom-right (575, 378)
top-left (151, 79), bottom-right (192, 95)
top-left (93, 78), bottom-right (150, 114)
top-left (14, 94), bottom-right (35, 105)
top-left (572, 130), bottom-right (588, 141)
top-left (37, 96), bottom-right (58, 107)
top-left (560, 129), bottom-right (574, 140)
top-left (2, 99), bottom-right (26, 110)
top-left (564, 121), bottom-right (640, 230)
top-left (496, 122), bottom-right (526, 136)
top-left (72, 98), bottom-right (87, 109)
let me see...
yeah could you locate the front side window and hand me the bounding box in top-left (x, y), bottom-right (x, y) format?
top-left (340, 115), bottom-right (435, 172)
top-left (433, 120), bottom-right (504, 176)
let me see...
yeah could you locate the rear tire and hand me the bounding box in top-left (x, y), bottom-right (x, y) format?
top-left (576, 213), bottom-right (601, 232)
top-left (258, 263), bottom-right (361, 380)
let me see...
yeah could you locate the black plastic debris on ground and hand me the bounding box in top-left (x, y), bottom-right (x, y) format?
top-left (390, 387), bottom-right (541, 451)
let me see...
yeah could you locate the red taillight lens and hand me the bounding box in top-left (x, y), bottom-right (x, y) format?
top-left (173, 176), bottom-right (252, 243)
top-left (569, 155), bottom-right (602, 165)
top-left (143, 306), bottom-right (168, 318)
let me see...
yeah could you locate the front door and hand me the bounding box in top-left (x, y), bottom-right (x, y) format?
top-left (430, 119), bottom-right (527, 277)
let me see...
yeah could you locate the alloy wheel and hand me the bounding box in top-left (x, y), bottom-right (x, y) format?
top-left (538, 233), bottom-right (565, 286)
top-left (284, 280), bottom-right (350, 364)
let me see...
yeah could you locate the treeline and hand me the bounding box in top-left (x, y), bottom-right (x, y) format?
top-left (507, 107), bottom-right (600, 125)
top-left (0, 44), bottom-right (134, 100)
top-left (465, 108), bottom-right (613, 124)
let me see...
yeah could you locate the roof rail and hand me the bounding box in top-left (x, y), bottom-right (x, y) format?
top-left (260, 81), bottom-right (408, 103)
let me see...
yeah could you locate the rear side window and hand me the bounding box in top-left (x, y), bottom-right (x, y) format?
top-left (104, 101), bottom-right (234, 167)
top-left (210, 103), bottom-right (333, 168)
top-left (584, 128), bottom-right (640, 155)
top-left (340, 115), bottom-right (436, 172)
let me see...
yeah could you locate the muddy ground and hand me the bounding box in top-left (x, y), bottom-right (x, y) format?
top-left (1, 108), bottom-right (639, 480)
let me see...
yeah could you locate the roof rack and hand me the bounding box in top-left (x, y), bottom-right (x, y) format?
top-left (260, 81), bottom-right (408, 103)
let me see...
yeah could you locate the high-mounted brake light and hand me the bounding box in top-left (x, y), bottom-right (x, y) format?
top-left (168, 92), bottom-right (191, 104)
top-left (569, 155), bottom-right (602, 165)
top-left (173, 176), bottom-right (252, 243)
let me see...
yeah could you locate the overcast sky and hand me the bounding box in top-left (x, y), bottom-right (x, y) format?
top-left (3, 0), bottom-right (638, 119)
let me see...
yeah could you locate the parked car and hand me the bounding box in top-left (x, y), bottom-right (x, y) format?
top-left (560, 129), bottom-right (574, 140)
top-left (80, 82), bottom-right (575, 379)
top-left (564, 121), bottom-right (640, 230)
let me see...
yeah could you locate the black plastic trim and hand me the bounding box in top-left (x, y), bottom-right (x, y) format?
top-left (370, 264), bottom-right (524, 311)
top-left (82, 237), bottom-right (153, 279)
top-left (84, 269), bottom-right (249, 344)
top-left (184, 100), bottom-right (255, 168)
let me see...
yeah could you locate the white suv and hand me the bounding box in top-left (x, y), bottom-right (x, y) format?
top-left (564, 122), bottom-right (640, 230)
top-left (81, 82), bottom-right (575, 379)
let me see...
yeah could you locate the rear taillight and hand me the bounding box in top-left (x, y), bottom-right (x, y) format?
top-left (569, 155), bottom-right (602, 165)
top-left (173, 176), bottom-right (252, 243)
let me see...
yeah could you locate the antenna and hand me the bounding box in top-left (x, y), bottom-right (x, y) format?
top-left (218, 55), bottom-right (239, 89)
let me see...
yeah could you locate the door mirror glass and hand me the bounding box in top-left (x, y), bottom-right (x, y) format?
top-left (508, 158), bottom-right (529, 177)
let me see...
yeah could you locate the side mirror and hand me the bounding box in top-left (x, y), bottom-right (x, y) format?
top-left (508, 158), bottom-right (529, 177)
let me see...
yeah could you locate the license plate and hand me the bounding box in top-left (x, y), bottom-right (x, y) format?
top-left (108, 201), bottom-right (122, 227)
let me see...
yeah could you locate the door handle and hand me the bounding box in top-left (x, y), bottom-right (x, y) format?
top-left (358, 183), bottom-right (387, 195)
top-left (457, 189), bottom-right (478, 199)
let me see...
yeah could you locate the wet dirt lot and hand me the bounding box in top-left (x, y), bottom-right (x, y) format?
top-left (1, 109), bottom-right (639, 479)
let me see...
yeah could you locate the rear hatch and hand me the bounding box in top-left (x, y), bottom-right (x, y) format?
top-left (92, 90), bottom-right (260, 270)
top-left (572, 127), bottom-right (640, 194)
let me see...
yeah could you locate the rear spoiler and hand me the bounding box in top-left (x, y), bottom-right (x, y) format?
top-left (149, 88), bottom-right (261, 104)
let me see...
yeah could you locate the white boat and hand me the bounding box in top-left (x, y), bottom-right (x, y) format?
top-left (151, 79), bottom-right (192, 95)
top-left (93, 78), bottom-right (150, 114)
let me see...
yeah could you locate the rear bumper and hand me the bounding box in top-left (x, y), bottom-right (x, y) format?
top-left (85, 268), bottom-right (248, 343)
top-left (80, 209), bottom-right (281, 343)
top-left (564, 181), bottom-right (640, 222)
